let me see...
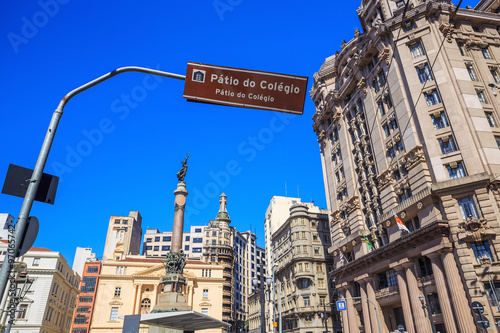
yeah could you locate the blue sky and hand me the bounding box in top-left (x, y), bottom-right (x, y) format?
top-left (0, 0), bottom-right (478, 265)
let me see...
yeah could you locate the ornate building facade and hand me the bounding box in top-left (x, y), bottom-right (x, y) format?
top-left (311, 0), bottom-right (500, 332)
top-left (271, 203), bottom-right (337, 333)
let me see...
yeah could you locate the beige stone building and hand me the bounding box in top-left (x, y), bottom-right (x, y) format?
top-left (271, 203), bottom-right (337, 333)
top-left (89, 210), bottom-right (226, 333)
top-left (311, 0), bottom-right (500, 332)
top-left (89, 256), bottom-right (225, 333)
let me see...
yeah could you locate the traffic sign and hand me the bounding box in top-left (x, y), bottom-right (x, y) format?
top-left (475, 314), bottom-right (490, 329)
top-left (336, 301), bottom-right (346, 311)
top-left (183, 62), bottom-right (308, 115)
top-left (472, 301), bottom-right (484, 314)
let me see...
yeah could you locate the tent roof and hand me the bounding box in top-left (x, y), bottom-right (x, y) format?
top-left (139, 311), bottom-right (230, 331)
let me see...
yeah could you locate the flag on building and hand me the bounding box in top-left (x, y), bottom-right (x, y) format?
top-left (394, 211), bottom-right (410, 232)
top-left (338, 246), bottom-right (348, 265)
top-left (360, 231), bottom-right (373, 250)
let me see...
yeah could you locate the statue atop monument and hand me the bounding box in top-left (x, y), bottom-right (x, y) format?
top-left (176, 153), bottom-right (189, 182)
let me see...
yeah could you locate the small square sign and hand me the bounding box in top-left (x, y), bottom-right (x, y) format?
top-left (336, 301), bottom-right (346, 311)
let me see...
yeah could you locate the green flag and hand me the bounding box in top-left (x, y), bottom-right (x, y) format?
top-left (360, 231), bottom-right (373, 250)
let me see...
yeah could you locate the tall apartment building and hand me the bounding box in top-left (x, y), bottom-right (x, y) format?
top-left (311, 0), bottom-right (500, 332)
top-left (271, 203), bottom-right (337, 333)
top-left (71, 260), bottom-right (101, 333)
top-left (102, 211), bottom-right (143, 261)
top-left (0, 242), bottom-right (80, 333)
top-left (234, 230), bottom-right (265, 333)
top-left (142, 225), bottom-right (206, 259)
top-left (72, 247), bottom-right (97, 279)
top-left (203, 193), bottom-right (236, 326)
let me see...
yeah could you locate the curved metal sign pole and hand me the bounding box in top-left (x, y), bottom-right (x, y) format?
top-left (0, 67), bottom-right (185, 305)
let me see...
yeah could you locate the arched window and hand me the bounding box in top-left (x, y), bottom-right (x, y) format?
top-left (141, 298), bottom-right (151, 314)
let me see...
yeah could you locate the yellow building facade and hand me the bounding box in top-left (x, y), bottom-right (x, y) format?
top-left (89, 255), bottom-right (225, 333)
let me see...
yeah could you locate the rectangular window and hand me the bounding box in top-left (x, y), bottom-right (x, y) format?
top-left (74, 314), bottom-right (89, 325)
top-left (203, 289), bottom-right (209, 298)
top-left (33, 258), bottom-right (40, 266)
top-left (387, 146), bottom-right (396, 158)
top-left (79, 296), bottom-right (93, 303)
top-left (402, 20), bottom-right (415, 32)
top-left (483, 47), bottom-right (493, 59)
top-left (484, 282), bottom-right (500, 308)
top-left (109, 307), bottom-right (119, 321)
top-left (439, 136), bottom-right (457, 154)
top-left (396, 0), bottom-right (405, 8)
top-left (409, 41), bottom-right (425, 58)
top-left (372, 78), bottom-right (380, 93)
top-left (154, 246), bottom-right (159, 251)
top-left (202, 308), bottom-right (208, 316)
top-left (477, 89), bottom-right (487, 104)
top-left (383, 124), bottom-right (390, 137)
top-left (431, 112), bottom-right (449, 129)
top-left (146, 246), bottom-right (152, 250)
top-left (81, 277), bottom-right (96, 293)
top-left (192, 238), bottom-right (203, 243)
top-left (114, 287), bottom-right (121, 297)
top-left (17, 304), bottom-right (28, 319)
top-left (87, 266), bottom-right (99, 273)
top-left (447, 162), bottom-right (466, 179)
top-left (378, 100), bottom-right (385, 116)
top-left (467, 64), bottom-right (478, 81)
top-left (458, 196), bottom-right (479, 220)
top-left (195, 228), bottom-right (202, 233)
top-left (472, 241), bottom-right (493, 264)
top-left (185, 236), bottom-right (190, 241)
top-left (154, 237), bottom-right (160, 242)
top-left (376, 269), bottom-right (398, 289)
top-left (192, 247), bottom-right (202, 253)
top-left (163, 236), bottom-right (171, 242)
top-left (425, 90), bottom-right (441, 106)
top-left (417, 63), bottom-right (433, 83)
top-left (76, 306), bottom-right (91, 313)
top-left (486, 112), bottom-right (497, 127)
top-left (303, 296), bottom-right (310, 307)
top-left (184, 245), bottom-right (189, 251)
top-left (378, 71), bottom-right (386, 86)
top-left (114, 219), bottom-right (120, 224)
top-left (146, 238), bottom-right (152, 242)
top-left (457, 41), bottom-right (466, 56)
top-left (495, 136), bottom-right (500, 149)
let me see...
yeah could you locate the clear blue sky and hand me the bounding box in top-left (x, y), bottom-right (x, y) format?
top-left (0, 0), bottom-right (477, 265)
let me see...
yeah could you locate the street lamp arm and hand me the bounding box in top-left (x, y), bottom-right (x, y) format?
top-left (58, 66), bottom-right (186, 111)
top-left (0, 66), bottom-right (186, 308)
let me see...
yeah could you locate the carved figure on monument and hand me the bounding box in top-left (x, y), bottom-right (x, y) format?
top-left (176, 153), bottom-right (189, 181)
top-left (164, 250), bottom-right (186, 274)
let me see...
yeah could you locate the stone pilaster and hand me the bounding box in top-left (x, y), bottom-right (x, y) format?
top-left (402, 261), bottom-right (430, 333)
top-left (392, 265), bottom-right (415, 333)
top-left (364, 277), bottom-right (382, 333)
top-left (338, 287), bottom-right (350, 332)
top-left (441, 249), bottom-right (476, 333)
top-left (345, 285), bottom-right (360, 333)
top-left (358, 280), bottom-right (372, 333)
top-left (427, 253), bottom-right (457, 333)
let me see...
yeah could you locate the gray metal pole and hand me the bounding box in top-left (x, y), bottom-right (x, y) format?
top-left (323, 302), bottom-right (328, 333)
top-left (0, 67), bottom-right (185, 305)
top-left (260, 261), bottom-right (265, 333)
top-left (278, 282), bottom-right (282, 333)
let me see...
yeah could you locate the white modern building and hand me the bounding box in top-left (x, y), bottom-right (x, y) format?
top-left (0, 214), bottom-right (14, 241)
top-left (0, 241), bottom-right (80, 333)
top-left (142, 225), bottom-right (206, 259)
top-left (72, 247), bottom-right (96, 279)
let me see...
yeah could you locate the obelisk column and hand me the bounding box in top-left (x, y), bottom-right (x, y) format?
top-left (172, 181), bottom-right (188, 252)
top-left (171, 154), bottom-right (189, 252)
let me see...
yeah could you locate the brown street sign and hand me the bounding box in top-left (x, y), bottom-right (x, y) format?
top-left (183, 62), bottom-right (308, 115)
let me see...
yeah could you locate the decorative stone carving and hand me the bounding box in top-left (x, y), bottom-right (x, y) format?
top-left (379, 47), bottom-right (391, 66)
top-left (457, 216), bottom-right (495, 242)
top-left (417, 202), bottom-right (423, 209)
top-left (345, 195), bottom-right (360, 214)
top-left (377, 169), bottom-right (394, 191)
top-left (357, 77), bottom-right (367, 95)
top-left (403, 145), bottom-right (426, 170)
top-left (331, 210), bottom-right (342, 226)
top-left (400, 211), bottom-right (406, 219)
top-left (439, 23), bottom-right (456, 43)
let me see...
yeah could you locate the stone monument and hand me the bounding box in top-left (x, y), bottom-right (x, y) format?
top-left (152, 154), bottom-right (191, 312)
